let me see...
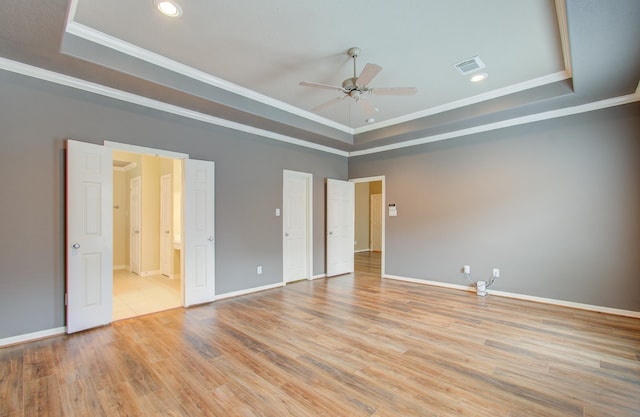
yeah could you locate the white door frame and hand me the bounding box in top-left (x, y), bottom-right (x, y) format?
top-left (349, 176), bottom-right (386, 276)
top-left (282, 170), bottom-right (313, 284)
top-left (104, 142), bottom-right (189, 304)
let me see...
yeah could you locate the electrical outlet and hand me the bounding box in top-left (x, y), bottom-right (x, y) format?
top-left (257, 266), bottom-right (262, 275)
top-left (493, 268), bottom-right (500, 278)
top-left (463, 265), bottom-right (471, 274)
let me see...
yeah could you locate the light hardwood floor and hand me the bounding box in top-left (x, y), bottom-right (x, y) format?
top-left (1, 264), bottom-right (639, 416)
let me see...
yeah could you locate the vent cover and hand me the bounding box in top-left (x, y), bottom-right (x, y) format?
top-left (453, 56), bottom-right (485, 75)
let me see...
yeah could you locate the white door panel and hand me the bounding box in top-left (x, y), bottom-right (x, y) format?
top-left (283, 171), bottom-right (312, 283)
top-left (160, 174), bottom-right (173, 277)
top-left (66, 140), bottom-right (113, 334)
top-left (326, 179), bottom-right (354, 277)
top-left (184, 159), bottom-right (215, 306)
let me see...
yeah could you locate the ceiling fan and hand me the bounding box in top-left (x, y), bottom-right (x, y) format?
top-left (299, 47), bottom-right (418, 116)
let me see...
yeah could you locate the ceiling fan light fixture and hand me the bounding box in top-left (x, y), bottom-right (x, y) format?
top-left (154, 0), bottom-right (182, 17)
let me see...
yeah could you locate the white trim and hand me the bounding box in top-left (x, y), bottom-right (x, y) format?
top-left (384, 274), bottom-right (474, 292)
top-left (350, 176), bottom-right (386, 276)
top-left (140, 270), bottom-right (162, 277)
top-left (555, 0), bottom-right (572, 77)
top-left (0, 58), bottom-right (349, 157)
top-left (112, 264), bottom-right (128, 270)
top-left (311, 273), bottom-right (327, 280)
top-left (64, 8), bottom-right (576, 136)
top-left (1, 57), bottom-right (638, 159)
top-left (0, 327), bottom-right (67, 348)
top-left (354, 249), bottom-right (370, 253)
top-left (349, 92), bottom-right (640, 157)
top-left (64, 21), bottom-right (352, 135)
top-left (488, 289), bottom-right (640, 319)
top-left (354, 71), bottom-right (570, 134)
top-left (383, 274), bottom-right (640, 318)
top-left (105, 141), bottom-right (189, 159)
top-left (215, 282), bottom-right (284, 301)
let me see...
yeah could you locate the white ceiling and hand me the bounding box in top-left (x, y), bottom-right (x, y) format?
top-left (69, 0), bottom-right (568, 130)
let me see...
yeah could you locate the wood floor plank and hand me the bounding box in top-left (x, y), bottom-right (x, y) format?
top-left (2, 252), bottom-right (639, 416)
top-left (0, 348), bottom-right (23, 416)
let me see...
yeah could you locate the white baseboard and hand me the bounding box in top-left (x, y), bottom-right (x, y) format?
top-left (354, 249), bottom-right (370, 253)
top-left (140, 270), bottom-right (161, 277)
top-left (215, 282), bottom-right (283, 301)
top-left (311, 273), bottom-right (327, 280)
top-left (113, 264), bottom-right (128, 270)
top-left (0, 326), bottom-right (67, 348)
top-left (383, 274), bottom-right (640, 318)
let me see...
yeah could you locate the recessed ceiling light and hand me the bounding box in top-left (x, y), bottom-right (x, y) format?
top-left (154, 0), bottom-right (182, 17)
top-left (470, 73), bottom-right (488, 83)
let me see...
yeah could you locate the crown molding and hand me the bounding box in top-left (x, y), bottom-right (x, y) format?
top-left (0, 57), bottom-right (349, 157)
top-left (2, 56), bottom-right (637, 160)
top-left (349, 91), bottom-right (640, 157)
top-left (64, 20), bottom-right (354, 135)
top-left (353, 71), bottom-right (571, 134)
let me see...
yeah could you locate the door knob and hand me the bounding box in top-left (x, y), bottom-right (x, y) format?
top-left (165, 230), bottom-right (170, 234)
top-left (72, 243), bottom-right (80, 249)
top-left (329, 231), bottom-right (333, 235)
top-left (284, 233), bottom-right (289, 237)
top-left (208, 236), bottom-right (214, 241)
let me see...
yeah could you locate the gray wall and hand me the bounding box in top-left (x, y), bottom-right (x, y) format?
top-left (350, 103), bottom-right (640, 311)
top-left (0, 71), bottom-right (347, 339)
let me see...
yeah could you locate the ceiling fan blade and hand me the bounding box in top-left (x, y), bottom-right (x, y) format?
top-left (299, 81), bottom-right (344, 92)
top-left (358, 97), bottom-right (379, 116)
top-left (370, 87), bottom-right (418, 96)
top-left (356, 63), bottom-right (382, 86)
top-left (311, 95), bottom-right (347, 112)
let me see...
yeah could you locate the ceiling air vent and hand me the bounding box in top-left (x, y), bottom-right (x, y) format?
top-left (453, 56), bottom-right (485, 75)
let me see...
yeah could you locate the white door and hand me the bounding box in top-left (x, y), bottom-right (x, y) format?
top-left (160, 174), bottom-right (173, 277)
top-left (283, 170), bottom-right (312, 283)
top-left (326, 179), bottom-right (355, 277)
top-left (129, 176), bottom-right (141, 275)
top-left (66, 140), bottom-right (113, 334)
top-left (184, 159), bottom-right (215, 306)
top-left (370, 193), bottom-right (382, 252)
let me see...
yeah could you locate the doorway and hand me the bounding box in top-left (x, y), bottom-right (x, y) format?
top-left (352, 177), bottom-right (384, 275)
top-left (111, 150), bottom-right (183, 320)
top-left (66, 139), bottom-right (216, 334)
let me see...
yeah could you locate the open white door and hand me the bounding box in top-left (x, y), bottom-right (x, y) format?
top-left (283, 170), bottom-right (312, 283)
top-left (326, 179), bottom-right (355, 277)
top-left (66, 140), bottom-right (113, 334)
top-left (184, 159), bottom-right (215, 306)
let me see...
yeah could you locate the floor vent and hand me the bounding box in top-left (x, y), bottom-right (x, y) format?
top-left (453, 56), bottom-right (485, 75)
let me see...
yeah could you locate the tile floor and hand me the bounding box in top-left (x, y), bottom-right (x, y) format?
top-left (112, 269), bottom-right (182, 321)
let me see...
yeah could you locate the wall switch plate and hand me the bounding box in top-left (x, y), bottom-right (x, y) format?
top-left (275, 208), bottom-right (280, 217)
top-left (257, 266), bottom-right (262, 275)
top-left (493, 268), bottom-right (500, 278)
top-left (463, 265), bottom-right (471, 274)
